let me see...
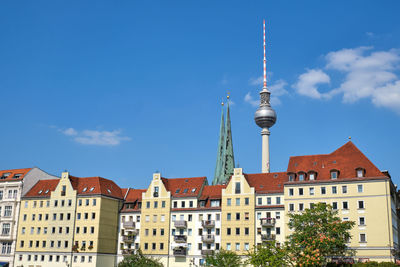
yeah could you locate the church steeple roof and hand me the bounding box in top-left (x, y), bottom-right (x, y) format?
top-left (212, 97), bottom-right (235, 185)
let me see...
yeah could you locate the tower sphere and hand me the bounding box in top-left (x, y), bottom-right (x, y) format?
top-left (254, 103), bottom-right (277, 129)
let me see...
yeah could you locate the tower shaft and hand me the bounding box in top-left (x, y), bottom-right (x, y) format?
top-left (261, 128), bottom-right (270, 173)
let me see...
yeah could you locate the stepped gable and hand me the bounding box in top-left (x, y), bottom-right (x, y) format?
top-left (287, 141), bottom-right (385, 182)
top-left (244, 172), bottom-right (287, 194)
top-left (25, 175), bottom-right (123, 199)
top-left (0, 168), bottom-right (32, 181)
top-left (161, 176), bottom-right (207, 197)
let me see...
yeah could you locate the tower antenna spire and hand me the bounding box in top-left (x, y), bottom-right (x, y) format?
top-left (263, 19), bottom-right (267, 89)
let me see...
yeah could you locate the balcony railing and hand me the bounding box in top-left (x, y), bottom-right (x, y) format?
top-left (201, 234), bottom-right (215, 243)
top-left (261, 234), bottom-right (276, 241)
top-left (123, 221), bottom-right (136, 229)
top-left (202, 220), bottom-right (215, 228)
top-left (201, 249), bottom-right (214, 256)
top-left (123, 235), bottom-right (135, 243)
top-left (174, 235), bottom-right (187, 243)
top-left (174, 220), bottom-right (187, 228)
top-left (122, 249), bottom-right (134, 255)
top-left (173, 248), bottom-right (187, 256)
top-left (260, 218), bottom-right (276, 227)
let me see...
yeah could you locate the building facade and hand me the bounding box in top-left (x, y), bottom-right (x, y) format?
top-left (0, 167), bottom-right (58, 267)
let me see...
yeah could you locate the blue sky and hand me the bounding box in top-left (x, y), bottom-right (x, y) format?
top-left (1, 1), bottom-right (400, 189)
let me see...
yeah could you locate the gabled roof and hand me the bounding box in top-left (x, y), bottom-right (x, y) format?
top-left (161, 177), bottom-right (207, 198)
top-left (0, 168), bottom-right (32, 181)
top-left (24, 175), bottom-right (124, 199)
top-left (200, 185), bottom-right (225, 200)
top-left (124, 188), bottom-right (146, 202)
top-left (244, 172), bottom-right (287, 194)
top-left (286, 141), bottom-right (385, 182)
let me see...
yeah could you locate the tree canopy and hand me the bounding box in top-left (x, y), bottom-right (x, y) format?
top-left (247, 241), bottom-right (289, 267)
top-left (205, 249), bottom-right (242, 267)
top-left (117, 249), bottom-right (163, 267)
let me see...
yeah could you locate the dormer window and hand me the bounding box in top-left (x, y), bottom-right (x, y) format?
top-left (356, 168), bottom-right (365, 178)
top-left (0, 173), bottom-right (10, 179)
top-left (309, 172), bottom-right (315, 180)
top-left (175, 189), bottom-right (180, 194)
top-left (330, 170), bottom-right (339, 179)
top-left (288, 174), bottom-right (295, 182)
top-left (13, 173), bottom-right (23, 179)
top-left (183, 189), bottom-right (188, 194)
top-left (82, 187), bottom-right (87, 192)
top-left (191, 188), bottom-right (196, 193)
top-left (298, 173), bottom-right (306, 181)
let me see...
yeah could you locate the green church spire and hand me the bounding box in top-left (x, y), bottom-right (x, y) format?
top-left (212, 97), bottom-right (235, 185)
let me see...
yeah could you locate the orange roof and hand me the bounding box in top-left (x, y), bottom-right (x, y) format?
top-left (124, 188), bottom-right (146, 202)
top-left (161, 177), bottom-right (207, 197)
top-left (24, 175), bottom-right (123, 199)
top-left (286, 141), bottom-right (385, 182)
top-left (244, 172), bottom-right (287, 194)
top-left (200, 185), bottom-right (225, 200)
top-left (0, 168), bottom-right (32, 181)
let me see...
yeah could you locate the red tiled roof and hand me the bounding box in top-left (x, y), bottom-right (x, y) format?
top-left (200, 185), bottom-right (225, 200)
top-left (244, 172), bottom-right (287, 194)
top-left (124, 188), bottom-right (146, 202)
top-left (161, 177), bottom-right (207, 197)
top-left (0, 168), bottom-right (32, 181)
top-left (286, 141), bottom-right (385, 182)
top-left (24, 175), bottom-right (123, 199)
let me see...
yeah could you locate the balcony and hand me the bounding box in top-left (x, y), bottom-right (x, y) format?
top-left (173, 248), bottom-right (187, 257)
top-left (202, 220), bottom-right (215, 228)
top-left (260, 218), bottom-right (276, 227)
top-left (123, 235), bottom-right (135, 243)
top-left (174, 235), bottom-right (187, 243)
top-left (122, 249), bottom-right (134, 255)
top-left (201, 234), bottom-right (215, 243)
top-left (261, 234), bottom-right (276, 241)
top-left (201, 249), bottom-right (214, 256)
top-left (123, 221), bottom-right (136, 229)
top-left (174, 220), bottom-right (187, 228)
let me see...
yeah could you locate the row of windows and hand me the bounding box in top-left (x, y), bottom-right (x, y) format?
top-left (226, 212), bottom-right (250, 221)
top-left (23, 212), bottom-right (96, 221)
top-left (257, 196), bottom-right (281, 206)
top-left (17, 254), bottom-right (93, 263)
top-left (288, 184), bottom-right (364, 196)
top-left (226, 227), bottom-right (251, 236)
top-left (0, 190), bottom-right (18, 200)
top-left (256, 211), bottom-right (281, 220)
top-left (20, 240), bottom-right (94, 249)
top-left (24, 198), bottom-right (97, 209)
top-left (226, 242), bottom-right (250, 251)
top-left (139, 213), bottom-right (221, 224)
top-left (287, 168), bottom-right (365, 182)
top-left (21, 226), bottom-right (95, 235)
top-left (288, 200), bottom-right (365, 211)
top-left (226, 197), bottom-right (249, 206)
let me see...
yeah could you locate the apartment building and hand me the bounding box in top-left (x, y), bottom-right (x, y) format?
top-left (14, 171), bottom-right (123, 267)
top-left (284, 141), bottom-right (400, 262)
top-left (0, 167), bottom-right (57, 267)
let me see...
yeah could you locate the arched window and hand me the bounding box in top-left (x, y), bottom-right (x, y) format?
top-left (356, 168), bottom-right (365, 178)
top-left (298, 172), bottom-right (306, 181)
top-left (330, 169), bottom-right (339, 179)
top-left (308, 171), bottom-right (317, 181)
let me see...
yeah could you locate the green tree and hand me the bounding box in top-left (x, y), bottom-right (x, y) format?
top-left (205, 249), bottom-right (242, 267)
top-left (286, 202), bottom-right (355, 266)
top-left (247, 241), bottom-right (289, 267)
top-left (118, 249), bottom-right (163, 267)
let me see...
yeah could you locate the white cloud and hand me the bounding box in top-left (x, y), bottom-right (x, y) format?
top-left (293, 69), bottom-right (331, 99)
top-left (244, 92), bottom-right (259, 107)
top-left (58, 128), bottom-right (131, 146)
top-left (294, 47), bottom-right (400, 114)
top-left (249, 76), bottom-right (264, 86)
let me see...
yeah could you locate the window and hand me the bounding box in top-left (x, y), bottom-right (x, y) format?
top-left (342, 186), bottom-right (347, 194)
top-left (330, 171), bottom-right (338, 179)
top-left (154, 201), bottom-right (158, 208)
top-left (358, 185), bottom-right (363, 193)
top-left (332, 186), bottom-right (337, 194)
top-left (236, 213), bottom-right (240, 220)
top-left (162, 201), bottom-right (166, 208)
top-left (173, 201), bottom-right (177, 208)
top-left (357, 169), bottom-right (364, 178)
top-left (276, 212), bottom-right (280, 219)
top-left (257, 198), bottom-right (262, 205)
top-left (309, 187), bottom-right (314, 195)
top-left (236, 228), bottom-right (240, 235)
top-left (235, 198), bottom-right (240, 206)
top-left (298, 173), bottom-right (305, 181)
top-left (235, 243), bottom-right (240, 251)
top-left (245, 197), bottom-right (249, 205)
top-left (267, 197), bottom-right (271, 205)
top-left (227, 213), bottom-right (231, 221)
top-left (245, 212), bottom-right (249, 220)
top-left (343, 201), bottom-right (348, 210)
top-left (93, 199), bottom-right (96, 206)
top-left (358, 201), bottom-right (364, 209)
top-left (227, 228), bottom-right (231, 235)
top-left (289, 204), bottom-right (294, 211)
top-left (289, 188), bottom-right (294, 196)
top-left (309, 173), bottom-right (315, 180)
top-left (146, 201), bottom-right (150, 209)
top-left (245, 243), bottom-right (249, 250)
top-left (360, 233), bottom-right (366, 243)
top-left (181, 201), bottom-right (185, 208)
top-left (53, 213), bottom-right (57, 220)
top-left (227, 198), bottom-right (231, 206)
top-left (299, 203), bottom-right (304, 211)
top-left (298, 188), bottom-right (303, 196)
top-left (4, 206), bottom-right (12, 217)
top-left (235, 182), bottom-right (241, 194)
top-left (1, 224), bottom-right (10, 235)
top-left (226, 243), bottom-right (231, 250)
top-left (332, 202), bottom-right (338, 210)
top-left (189, 201), bottom-right (193, 207)
top-left (276, 197), bottom-right (281, 204)
top-left (359, 217), bottom-right (365, 225)
top-left (321, 187), bottom-right (326, 195)
top-left (288, 174), bottom-right (294, 181)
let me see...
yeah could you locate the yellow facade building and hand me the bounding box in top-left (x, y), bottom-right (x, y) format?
top-left (14, 171), bottom-right (123, 267)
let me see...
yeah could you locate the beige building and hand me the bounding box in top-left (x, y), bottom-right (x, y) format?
top-left (14, 171), bottom-right (123, 267)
